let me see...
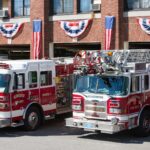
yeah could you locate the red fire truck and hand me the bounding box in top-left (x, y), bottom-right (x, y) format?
top-left (66, 49), bottom-right (150, 137)
top-left (0, 58), bottom-right (74, 130)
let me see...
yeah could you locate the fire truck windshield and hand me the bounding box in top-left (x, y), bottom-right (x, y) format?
top-left (74, 75), bottom-right (129, 96)
top-left (0, 74), bottom-right (11, 93)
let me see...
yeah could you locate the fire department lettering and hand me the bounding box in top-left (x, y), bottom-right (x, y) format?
top-left (14, 94), bottom-right (25, 99)
top-left (30, 95), bottom-right (39, 101)
top-left (15, 100), bottom-right (24, 105)
top-left (42, 93), bottom-right (51, 97)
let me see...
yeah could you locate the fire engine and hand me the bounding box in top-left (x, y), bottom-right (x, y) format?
top-left (66, 49), bottom-right (150, 137)
top-left (0, 58), bottom-right (74, 130)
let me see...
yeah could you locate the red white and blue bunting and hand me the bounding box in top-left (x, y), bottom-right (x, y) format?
top-left (0, 22), bottom-right (23, 38)
top-left (138, 18), bottom-right (150, 34)
top-left (60, 19), bottom-right (91, 38)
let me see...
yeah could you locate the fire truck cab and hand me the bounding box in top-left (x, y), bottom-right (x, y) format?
top-left (66, 49), bottom-right (150, 137)
top-left (0, 59), bottom-right (74, 130)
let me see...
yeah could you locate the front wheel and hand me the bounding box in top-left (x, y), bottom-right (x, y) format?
top-left (23, 106), bottom-right (42, 131)
top-left (134, 110), bottom-right (150, 137)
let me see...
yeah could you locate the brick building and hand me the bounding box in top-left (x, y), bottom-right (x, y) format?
top-left (0, 0), bottom-right (150, 59)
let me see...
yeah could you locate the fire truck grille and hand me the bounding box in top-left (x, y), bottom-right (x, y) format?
top-left (85, 100), bottom-right (107, 119)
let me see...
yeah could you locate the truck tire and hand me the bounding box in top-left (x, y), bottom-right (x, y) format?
top-left (23, 106), bottom-right (42, 131)
top-left (134, 110), bottom-right (150, 137)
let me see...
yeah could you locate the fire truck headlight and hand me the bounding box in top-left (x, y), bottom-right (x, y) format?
top-left (111, 117), bottom-right (119, 125)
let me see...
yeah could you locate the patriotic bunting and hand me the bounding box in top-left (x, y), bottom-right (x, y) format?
top-left (105, 16), bottom-right (115, 50)
top-left (60, 20), bottom-right (90, 38)
top-left (32, 20), bottom-right (42, 59)
top-left (0, 22), bottom-right (23, 38)
top-left (138, 18), bottom-right (150, 34)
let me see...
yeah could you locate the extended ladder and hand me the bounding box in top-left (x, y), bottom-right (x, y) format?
top-left (73, 49), bottom-right (150, 73)
top-left (109, 49), bottom-right (150, 65)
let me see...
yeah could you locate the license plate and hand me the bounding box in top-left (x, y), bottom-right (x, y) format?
top-left (84, 123), bottom-right (94, 129)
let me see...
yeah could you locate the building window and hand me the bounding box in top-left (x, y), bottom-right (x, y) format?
top-left (53, 0), bottom-right (73, 15)
top-left (125, 0), bottom-right (150, 11)
top-left (13, 0), bottom-right (30, 17)
top-left (79, 0), bottom-right (92, 13)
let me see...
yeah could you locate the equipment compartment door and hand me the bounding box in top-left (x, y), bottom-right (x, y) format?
top-left (142, 74), bottom-right (150, 104)
top-left (56, 75), bottom-right (73, 114)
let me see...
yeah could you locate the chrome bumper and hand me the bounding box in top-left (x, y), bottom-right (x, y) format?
top-left (66, 118), bottom-right (126, 134)
top-left (0, 119), bottom-right (11, 128)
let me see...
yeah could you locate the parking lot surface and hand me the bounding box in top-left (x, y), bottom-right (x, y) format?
top-left (0, 114), bottom-right (150, 150)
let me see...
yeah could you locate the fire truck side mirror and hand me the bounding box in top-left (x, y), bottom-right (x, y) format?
top-left (13, 72), bottom-right (18, 91)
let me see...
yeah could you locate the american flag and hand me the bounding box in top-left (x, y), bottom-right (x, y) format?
top-left (33, 20), bottom-right (42, 59)
top-left (105, 16), bottom-right (114, 50)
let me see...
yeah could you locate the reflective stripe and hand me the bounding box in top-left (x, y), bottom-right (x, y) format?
top-left (0, 103), bottom-right (57, 119)
top-left (42, 103), bottom-right (56, 111)
top-left (0, 109), bottom-right (24, 118)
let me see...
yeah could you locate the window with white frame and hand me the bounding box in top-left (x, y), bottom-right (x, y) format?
top-left (53, 0), bottom-right (73, 15)
top-left (124, 0), bottom-right (150, 11)
top-left (13, 0), bottom-right (30, 17)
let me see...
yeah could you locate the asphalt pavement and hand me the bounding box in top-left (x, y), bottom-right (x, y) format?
top-left (0, 114), bottom-right (150, 150)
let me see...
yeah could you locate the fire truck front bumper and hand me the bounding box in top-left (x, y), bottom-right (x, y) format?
top-left (0, 119), bottom-right (11, 128)
top-left (66, 118), bottom-right (126, 134)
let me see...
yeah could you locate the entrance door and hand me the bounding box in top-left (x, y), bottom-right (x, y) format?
top-left (11, 72), bottom-right (28, 122)
top-left (142, 74), bottom-right (150, 104)
top-left (128, 75), bottom-right (143, 114)
top-left (129, 42), bottom-right (150, 49)
top-left (0, 45), bottom-right (30, 60)
top-left (54, 43), bottom-right (101, 57)
top-left (28, 71), bottom-right (40, 103)
top-left (39, 63), bottom-right (56, 114)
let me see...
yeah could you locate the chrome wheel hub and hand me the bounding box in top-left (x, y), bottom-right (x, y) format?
top-left (28, 112), bottom-right (38, 128)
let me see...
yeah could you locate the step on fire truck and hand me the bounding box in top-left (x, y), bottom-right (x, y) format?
top-left (66, 49), bottom-right (150, 137)
top-left (0, 58), bottom-right (74, 130)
